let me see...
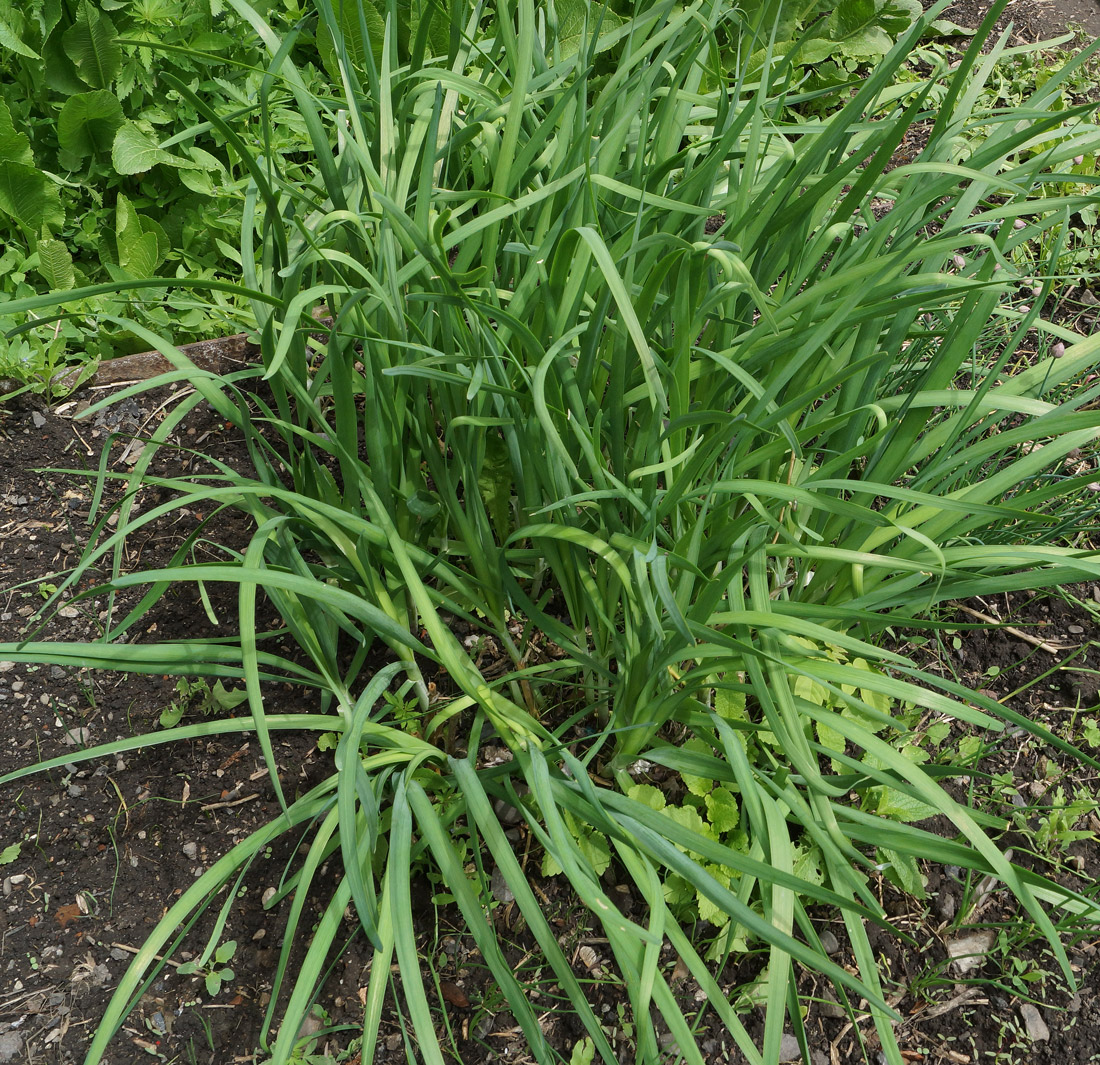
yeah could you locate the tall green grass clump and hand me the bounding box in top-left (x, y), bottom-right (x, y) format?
top-left (3, 0), bottom-right (1100, 1062)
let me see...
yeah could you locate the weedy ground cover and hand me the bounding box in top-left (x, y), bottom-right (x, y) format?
top-left (0, 0), bottom-right (335, 397)
top-left (2, 0), bottom-right (1100, 1063)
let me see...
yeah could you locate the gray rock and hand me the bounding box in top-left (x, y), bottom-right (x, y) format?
top-left (1019, 1003), bottom-right (1050, 1042)
top-left (182, 842), bottom-right (198, 860)
top-left (778, 1033), bottom-right (802, 1062)
top-left (818, 988), bottom-right (846, 1019)
top-left (490, 866), bottom-right (514, 904)
top-left (935, 889), bottom-right (957, 920)
top-left (0, 1032), bottom-right (23, 1062)
top-left (819, 929), bottom-right (839, 955)
top-left (492, 798), bottom-right (523, 825)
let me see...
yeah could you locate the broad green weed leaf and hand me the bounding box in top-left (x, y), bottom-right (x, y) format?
top-left (680, 737), bottom-right (715, 797)
top-left (554, 0), bottom-right (624, 60)
top-left (208, 681), bottom-right (248, 712)
top-left (58, 90), bottom-right (124, 158)
top-left (955, 736), bottom-right (983, 763)
top-left (626, 783), bottom-right (667, 812)
top-left (878, 847), bottom-right (926, 898)
top-left (706, 920), bottom-right (750, 961)
top-left (112, 121), bottom-right (194, 175)
top-left (577, 826), bottom-right (610, 878)
top-left (568, 1038), bottom-right (595, 1065)
top-left (792, 844), bottom-right (825, 888)
top-left (0, 99), bottom-right (33, 166)
top-left (873, 786), bottom-right (939, 823)
top-left (705, 787), bottom-right (740, 834)
top-left (189, 31), bottom-right (235, 53)
top-left (0, 162), bottom-right (63, 235)
top-left (697, 864), bottom-right (733, 926)
top-left (36, 237), bottom-right (75, 291)
top-left (715, 687), bottom-right (747, 722)
top-left (63, 0), bottom-right (121, 89)
top-left (116, 193), bottom-right (161, 276)
top-left (177, 167), bottom-right (217, 196)
top-left (664, 803), bottom-right (714, 852)
top-left (0, 13), bottom-right (41, 60)
top-left (815, 718), bottom-right (847, 763)
top-left (0, 842), bottom-right (19, 865)
top-left (663, 874), bottom-right (693, 911)
top-left (800, 0), bottom-right (913, 63)
top-left (541, 811), bottom-right (610, 878)
top-left (794, 673), bottom-right (833, 708)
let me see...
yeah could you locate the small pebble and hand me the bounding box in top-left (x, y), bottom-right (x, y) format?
top-left (490, 866), bottom-right (514, 904)
top-left (0, 1031), bottom-right (24, 1063)
top-left (778, 1033), bottom-right (802, 1062)
top-left (1019, 1003), bottom-right (1050, 1042)
top-left (182, 842), bottom-right (198, 860)
top-left (818, 989), bottom-right (846, 1019)
top-left (819, 930), bottom-right (839, 955)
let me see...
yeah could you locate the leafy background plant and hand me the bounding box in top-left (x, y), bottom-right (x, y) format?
top-left (1, 1), bottom-right (1100, 1064)
top-left (0, 0), bottom-right (331, 391)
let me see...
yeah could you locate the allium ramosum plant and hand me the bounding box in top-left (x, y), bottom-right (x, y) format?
top-left (2, 1), bottom-right (1100, 1063)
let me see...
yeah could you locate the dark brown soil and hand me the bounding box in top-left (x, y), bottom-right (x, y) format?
top-left (926, 0), bottom-right (1100, 44)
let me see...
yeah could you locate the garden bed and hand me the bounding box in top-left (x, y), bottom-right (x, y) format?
top-left (3, 1), bottom-right (1100, 1063)
top-left (1, 374), bottom-right (1098, 1065)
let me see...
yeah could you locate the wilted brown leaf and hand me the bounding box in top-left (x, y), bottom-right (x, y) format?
top-left (440, 981), bottom-right (470, 1009)
top-left (55, 903), bottom-right (83, 929)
